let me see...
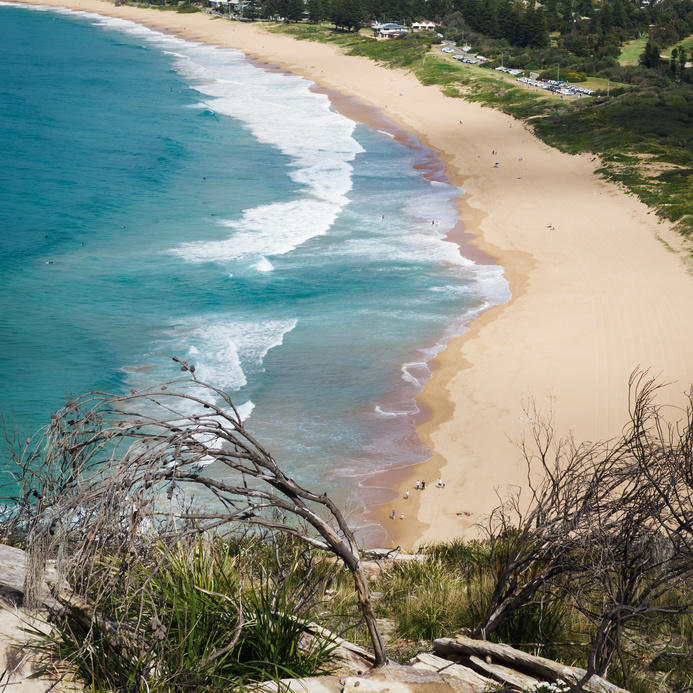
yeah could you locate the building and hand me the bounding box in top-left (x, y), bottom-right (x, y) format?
top-left (372, 23), bottom-right (409, 38)
top-left (411, 20), bottom-right (440, 30)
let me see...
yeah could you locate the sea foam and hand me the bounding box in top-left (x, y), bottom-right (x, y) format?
top-left (158, 42), bottom-right (364, 265)
top-left (171, 318), bottom-right (298, 393)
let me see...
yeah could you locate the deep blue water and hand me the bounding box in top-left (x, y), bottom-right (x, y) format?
top-left (0, 3), bottom-right (508, 539)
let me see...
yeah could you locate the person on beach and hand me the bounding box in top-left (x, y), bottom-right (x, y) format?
top-left (391, 510), bottom-right (396, 519)
top-left (415, 480), bottom-right (420, 490)
top-left (400, 513), bottom-right (404, 520)
top-left (405, 490), bottom-right (409, 499)
top-left (437, 477), bottom-right (443, 487)
top-left (421, 480), bottom-right (426, 490)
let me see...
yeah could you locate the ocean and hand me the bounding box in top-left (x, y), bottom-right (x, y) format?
top-left (0, 3), bottom-right (509, 542)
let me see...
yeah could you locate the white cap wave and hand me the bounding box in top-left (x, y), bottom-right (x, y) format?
top-left (163, 43), bottom-right (364, 266)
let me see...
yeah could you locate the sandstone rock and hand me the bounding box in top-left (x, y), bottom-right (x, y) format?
top-left (254, 676), bottom-right (344, 693)
top-left (343, 663), bottom-right (473, 693)
top-left (0, 545), bottom-right (29, 607)
top-left (412, 652), bottom-right (492, 692)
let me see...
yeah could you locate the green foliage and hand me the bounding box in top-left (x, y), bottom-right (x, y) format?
top-left (527, 85), bottom-right (693, 232)
top-left (346, 33), bottom-right (432, 69)
top-left (642, 40), bottom-right (662, 68)
top-left (489, 595), bottom-right (572, 661)
top-left (378, 559), bottom-right (471, 640)
top-left (441, 85), bottom-right (466, 97)
top-left (30, 538), bottom-right (340, 691)
top-left (330, 0), bottom-right (363, 32)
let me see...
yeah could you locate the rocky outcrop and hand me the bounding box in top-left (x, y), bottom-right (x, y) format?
top-left (0, 545), bottom-right (74, 692)
top-left (0, 545), bottom-right (31, 607)
top-left (257, 663), bottom-right (482, 693)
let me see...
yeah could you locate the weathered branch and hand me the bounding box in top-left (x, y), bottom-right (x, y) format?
top-left (19, 360), bottom-right (387, 666)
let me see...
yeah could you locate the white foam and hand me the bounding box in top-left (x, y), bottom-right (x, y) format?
top-left (335, 231), bottom-right (470, 269)
top-left (254, 257), bottom-right (274, 272)
top-left (158, 42), bottom-right (364, 264)
top-left (174, 198), bottom-right (339, 263)
top-left (473, 263), bottom-right (511, 306)
top-left (401, 362), bottom-right (423, 387)
top-left (0, 1), bottom-right (58, 9)
top-left (236, 400), bottom-right (255, 422)
top-left (171, 318), bottom-right (297, 392)
top-left (374, 405), bottom-right (410, 418)
top-left (429, 284), bottom-right (473, 297)
top-left (12, 5), bottom-right (363, 265)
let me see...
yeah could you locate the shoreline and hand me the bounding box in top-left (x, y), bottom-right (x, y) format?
top-left (11, 0), bottom-right (693, 550)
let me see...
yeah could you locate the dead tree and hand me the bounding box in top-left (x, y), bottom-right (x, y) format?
top-left (471, 401), bottom-right (626, 641)
top-left (475, 372), bottom-right (693, 691)
top-left (566, 372), bottom-right (693, 688)
top-left (16, 356), bottom-right (387, 667)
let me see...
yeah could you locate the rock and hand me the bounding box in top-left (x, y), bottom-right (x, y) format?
top-left (0, 544), bottom-right (66, 611)
top-left (0, 545), bottom-right (29, 607)
top-left (0, 604), bottom-right (77, 691)
top-left (412, 652), bottom-right (492, 692)
top-left (0, 546), bottom-right (76, 691)
top-left (343, 663), bottom-right (475, 693)
top-left (254, 676), bottom-right (344, 693)
top-left (329, 642), bottom-right (376, 677)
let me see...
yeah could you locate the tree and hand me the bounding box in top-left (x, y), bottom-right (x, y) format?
top-left (244, 0), bottom-right (260, 19)
top-left (470, 400), bottom-right (621, 642)
top-left (523, 8), bottom-right (550, 48)
top-left (562, 374), bottom-right (693, 688)
top-left (642, 39), bottom-right (661, 68)
top-left (307, 0), bottom-right (324, 22)
top-left (284, 0), bottom-right (305, 21)
top-left (340, 0), bottom-right (364, 31)
top-left (16, 357), bottom-right (387, 667)
top-left (474, 372), bottom-right (693, 691)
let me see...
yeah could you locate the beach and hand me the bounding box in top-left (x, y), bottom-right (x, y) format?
top-left (13, 0), bottom-right (693, 550)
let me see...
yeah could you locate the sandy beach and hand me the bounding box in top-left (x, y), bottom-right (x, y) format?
top-left (13, 0), bottom-right (693, 550)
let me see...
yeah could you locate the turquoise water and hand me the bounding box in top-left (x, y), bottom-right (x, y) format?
top-left (0, 4), bottom-right (508, 541)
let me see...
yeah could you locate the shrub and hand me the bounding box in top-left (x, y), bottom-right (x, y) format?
top-left (29, 537), bottom-right (340, 690)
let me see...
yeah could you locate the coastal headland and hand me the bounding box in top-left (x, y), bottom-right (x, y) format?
top-left (14, 0), bottom-right (693, 550)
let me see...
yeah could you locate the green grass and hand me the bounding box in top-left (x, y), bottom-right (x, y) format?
top-left (661, 34), bottom-right (693, 59)
top-left (619, 35), bottom-right (649, 65)
top-left (29, 538), bottom-right (341, 691)
top-left (377, 559), bottom-right (471, 641)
